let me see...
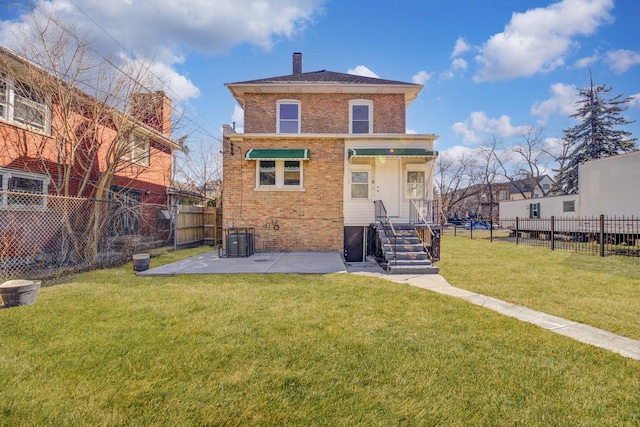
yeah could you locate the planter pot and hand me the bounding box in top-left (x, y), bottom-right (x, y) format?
top-left (0, 280), bottom-right (41, 308)
top-left (132, 253), bottom-right (151, 272)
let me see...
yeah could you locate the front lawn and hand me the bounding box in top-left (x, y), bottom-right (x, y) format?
top-left (1, 247), bottom-right (639, 426)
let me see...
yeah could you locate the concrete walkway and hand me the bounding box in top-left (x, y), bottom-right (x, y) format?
top-left (350, 268), bottom-right (640, 361)
top-left (139, 251), bottom-right (640, 361)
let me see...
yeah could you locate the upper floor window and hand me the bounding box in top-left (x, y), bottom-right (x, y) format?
top-left (277, 100), bottom-right (300, 133)
top-left (349, 99), bottom-right (373, 134)
top-left (0, 168), bottom-right (49, 209)
top-left (498, 190), bottom-right (507, 201)
top-left (129, 134), bottom-right (149, 166)
top-left (0, 71), bottom-right (50, 134)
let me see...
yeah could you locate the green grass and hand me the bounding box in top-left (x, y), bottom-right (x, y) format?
top-left (1, 246), bottom-right (639, 425)
top-left (438, 234), bottom-right (640, 340)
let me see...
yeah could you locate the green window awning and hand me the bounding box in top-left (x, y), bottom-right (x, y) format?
top-left (244, 149), bottom-right (310, 161)
top-left (348, 148), bottom-right (437, 159)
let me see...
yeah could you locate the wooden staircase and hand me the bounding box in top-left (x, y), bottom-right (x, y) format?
top-left (377, 223), bottom-right (439, 274)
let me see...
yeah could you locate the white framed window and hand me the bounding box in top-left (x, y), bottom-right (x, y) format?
top-left (350, 165), bottom-right (371, 200)
top-left (129, 134), bottom-right (149, 166)
top-left (0, 70), bottom-right (50, 134)
top-left (349, 99), bottom-right (373, 134)
top-left (277, 100), bottom-right (300, 133)
top-left (405, 164), bottom-right (426, 200)
top-left (256, 160), bottom-right (303, 190)
top-left (563, 200), bottom-right (576, 212)
top-left (498, 190), bottom-right (507, 201)
top-left (0, 168), bottom-right (49, 209)
top-left (480, 193), bottom-right (487, 203)
top-left (529, 202), bottom-right (540, 218)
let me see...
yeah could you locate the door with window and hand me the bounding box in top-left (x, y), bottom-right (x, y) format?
top-left (375, 157), bottom-right (400, 216)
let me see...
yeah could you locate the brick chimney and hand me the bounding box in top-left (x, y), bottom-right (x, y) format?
top-left (292, 52), bottom-right (302, 74)
top-left (130, 91), bottom-right (172, 136)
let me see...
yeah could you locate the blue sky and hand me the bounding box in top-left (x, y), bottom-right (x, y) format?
top-left (1, 0), bottom-right (639, 158)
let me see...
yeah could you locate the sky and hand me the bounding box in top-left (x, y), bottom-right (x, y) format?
top-left (1, 0), bottom-right (639, 161)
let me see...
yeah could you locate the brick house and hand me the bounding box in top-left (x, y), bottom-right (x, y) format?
top-left (223, 53), bottom-right (438, 262)
top-left (0, 47), bottom-right (179, 215)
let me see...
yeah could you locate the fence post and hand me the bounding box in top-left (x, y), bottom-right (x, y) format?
top-left (551, 216), bottom-right (555, 251)
top-left (490, 219), bottom-right (493, 242)
top-left (515, 217), bottom-right (519, 246)
top-left (599, 214), bottom-right (605, 257)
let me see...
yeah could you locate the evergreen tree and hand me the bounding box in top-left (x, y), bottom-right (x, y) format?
top-left (553, 74), bottom-right (637, 194)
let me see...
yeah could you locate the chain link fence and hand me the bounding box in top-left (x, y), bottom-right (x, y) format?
top-left (0, 190), bottom-right (172, 281)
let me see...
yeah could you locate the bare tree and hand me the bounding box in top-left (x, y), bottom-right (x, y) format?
top-left (434, 149), bottom-right (481, 223)
top-left (0, 9), bottom-right (176, 267)
top-left (493, 127), bottom-right (554, 199)
top-left (476, 136), bottom-right (501, 221)
top-left (173, 139), bottom-right (222, 204)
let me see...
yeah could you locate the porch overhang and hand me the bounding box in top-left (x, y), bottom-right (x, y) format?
top-left (348, 148), bottom-right (437, 159)
top-left (244, 148), bottom-right (310, 161)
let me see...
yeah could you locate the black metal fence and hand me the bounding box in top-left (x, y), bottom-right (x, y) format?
top-left (0, 190), bottom-right (172, 281)
top-left (446, 216), bottom-right (640, 258)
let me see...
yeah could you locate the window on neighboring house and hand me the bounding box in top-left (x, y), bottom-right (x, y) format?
top-left (563, 200), bottom-right (576, 212)
top-left (529, 202), bottom-right (541, 218)
top-left (481, 193), bottom-right (487, 203)
top-left (499, 190), bottom-right (507, 201)
top-left (406, 171), bottom-right (425, 199)
top-left (349, 100), bottom-right (373, 134)
top-left (256, 160), bottom-right (303, 189)
top-left (0, 168), bottom-right (49, 208)
top-left (350, 171), bottom-right (369, 199)
top-left (542, 183), bottom-right (550, 190)
top-left (130, 134), bottom-right (149, 166)
top-left (277, 100), bottom-right (300, 133)
top-left (0, 71), bottom-right (50, 134)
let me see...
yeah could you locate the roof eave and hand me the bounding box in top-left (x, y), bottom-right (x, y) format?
top-left (225, 82), bottom-right (423, 108)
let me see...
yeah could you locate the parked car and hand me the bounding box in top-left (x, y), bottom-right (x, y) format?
top-left (464, 221), bottom-right (489, 230)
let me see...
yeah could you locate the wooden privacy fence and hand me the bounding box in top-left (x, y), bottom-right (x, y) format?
top-left (175, 205), bottom-right (221, 247)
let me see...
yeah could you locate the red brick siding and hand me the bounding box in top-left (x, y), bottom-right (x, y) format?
top-left (222, 137), bottom-right (344, 252)
top-left (244, 93), bottom-right (406, 134)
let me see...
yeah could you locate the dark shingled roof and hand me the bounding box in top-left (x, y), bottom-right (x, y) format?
top-left (227, 70), bottom-right (418, 86)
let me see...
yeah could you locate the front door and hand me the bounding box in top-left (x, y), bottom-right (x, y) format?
top-left (375, 157), bottom-right (400, 217)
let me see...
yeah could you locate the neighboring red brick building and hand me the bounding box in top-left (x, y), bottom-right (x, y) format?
top-left (223, 53), bottom-right (438, 261)
top-left (0, 47), bottom-right (179, 212)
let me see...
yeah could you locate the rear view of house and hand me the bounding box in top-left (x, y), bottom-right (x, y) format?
top-left (223, 53), bottom-right (438, 267)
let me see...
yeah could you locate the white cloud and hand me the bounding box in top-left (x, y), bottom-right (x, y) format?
top-left (452, 111), bottom-right (529, 144)
top-left (438, 70), bottom-right (455, 81)
top-left (530, 83), bottom-right (578, 123)
top-left (406, 128), bottom-right (417, 134)
top-left (605, 49), bottom-right (640, 74)
top-left (451, 58), bottom-right (468, 71)
top-left (451, 37), bottom-right (470, 58)
top-left (411, 70), bottom-right (433, 86)
top-left (629, 94), bottom-right (640, 109)
top-left (474, 0), bottom-right (614, 81)
top-left (574, 52), bottom-right (600, 68)
top-left (231, 105), bottom-right (245, 133)
top-left (347, 65), bottom-right (379, 78)
top-left (0, 0), bottom-right (325, 101)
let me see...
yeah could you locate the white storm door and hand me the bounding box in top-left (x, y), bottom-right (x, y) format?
top-left (375, 157), bottom-right (400, 216)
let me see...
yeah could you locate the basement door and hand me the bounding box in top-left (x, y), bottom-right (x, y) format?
top-left (375, 157), bottom-right (400, 217)
top-left (344, 226), bottom-right (365, 262)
